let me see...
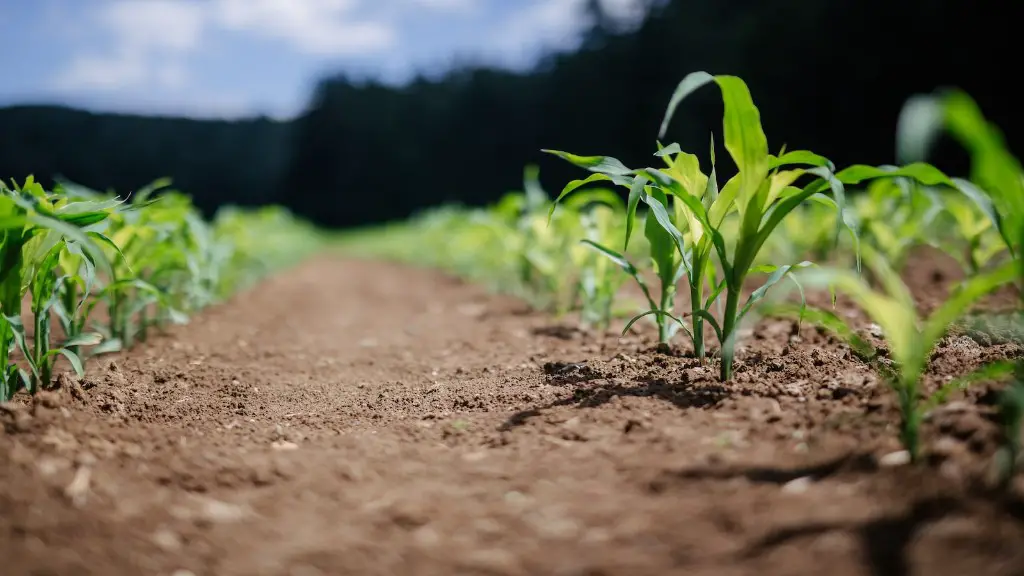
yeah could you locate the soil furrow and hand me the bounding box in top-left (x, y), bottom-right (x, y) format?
top-left (2, 255), bottom-right (1023, 576)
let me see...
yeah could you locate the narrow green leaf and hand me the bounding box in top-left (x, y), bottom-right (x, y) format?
top-left (63, 332), bottom-right (103, 347)
top-left (769, 150), bottom-right (835, 170)
top-left (658, 71), bottom-right (715, 140)
top-left (541, 150), bottom-right (633, 176)
top-left (547, 173), bottom-right (613, 221)
top-left (764, 303), bottom-right (877, 360)
top-left (624, 175), bottom-right (647, 251)
top-left (835, 163), bottom-right (953, 187)
top-left (923, 360), bottom-right (1016, 413)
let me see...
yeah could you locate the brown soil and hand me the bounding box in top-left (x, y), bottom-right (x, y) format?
top-left (2, 251), bottom-right (1024, 576)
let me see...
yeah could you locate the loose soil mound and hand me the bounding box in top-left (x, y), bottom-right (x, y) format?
top-left (2, 254), bottom-right (1024, 576)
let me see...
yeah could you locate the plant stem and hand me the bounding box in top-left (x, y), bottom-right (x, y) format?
top-left (33, 302), bottom-right (45, 393)
top-left (62, 283), bottom-right (79, 356)
top-left (690, 280), bottom-right (705, 360)
top-left (719, 286), bottom-right (742, 381)
top-left (893, 380), bottom-right (921, 461)
top-left (658, 279), bottom-right (675, 344)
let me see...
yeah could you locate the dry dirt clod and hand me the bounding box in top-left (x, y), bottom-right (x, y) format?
top-left (64, 465), bottom-right (92, 507)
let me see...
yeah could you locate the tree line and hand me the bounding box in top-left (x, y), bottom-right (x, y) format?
top-left (0, 0), bottom-right (1017, 228)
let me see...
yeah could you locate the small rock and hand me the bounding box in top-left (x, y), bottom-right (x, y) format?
top-left (867, 323), bottom-right (884, 338)
top-left (152, 528), bottom-right (182, 551)
top-left (198, 498), bottom-right (248, 523)
top-left (272, 441), bottom-right (299, 451)
top-left (781, 476), bottom-right (813, 494)
top-left (879, 450), bottom-right (911, 467)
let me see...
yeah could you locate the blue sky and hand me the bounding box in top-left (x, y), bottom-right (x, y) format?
top-left (0, 0), bottom-right (647, 120)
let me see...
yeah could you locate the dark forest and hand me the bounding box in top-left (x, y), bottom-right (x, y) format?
top-left (0, 0), bottom-right (1015, 228)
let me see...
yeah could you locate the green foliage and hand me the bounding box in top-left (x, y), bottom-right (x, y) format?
top-left (789, 246), bottom-right (1018, 461)
top-left (546, 72), bottom-right (939, 381)
top-left (338, 166), bottom-right (639, 328)
top-left (0, 177), bottom-right (322, 402)
top-left (337, 72), bottom-right (1023, 474)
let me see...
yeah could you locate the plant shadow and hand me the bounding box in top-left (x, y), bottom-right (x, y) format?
top-left (499, 376), bottom-right (730, 432)
top-left (739, 496), bottom-right (963, 576)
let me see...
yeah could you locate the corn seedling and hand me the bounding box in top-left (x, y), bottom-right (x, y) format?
top-left (543, 159), bottom-right (689, 348)
top-left (787, 245), bottom-right (1018, 461)
top-left (577, 201), bottom-right (630, 329)
top-left (549, 73), bottom-right (933, 379)
top-left (898, 90), bottom-right (1024, 259)
top-left (900, 90), bottom-right (1024, 482)
top-left (0, 175), bottom-right (324, 402)
top-left (0, 177), bottom-right (121, 400)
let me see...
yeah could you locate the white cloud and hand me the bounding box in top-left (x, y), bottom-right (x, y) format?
top-left (53, 0), bottom-right (203, 92)
top-left (100, 0), bottom-right (206, 52)
top-left (409, 0), bottom-right (477, 12)
top-left (486, 0), bottom-right (649, 63)
top-left (53, 0), bottom-right (397, 94)
top-left (212, 0), bottom-right (395, 56)
top-left (46, 0), bottom-right (654, 117)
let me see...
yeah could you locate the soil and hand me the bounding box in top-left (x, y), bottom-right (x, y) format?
top-left (2, 249), bottom-right (1024, 576)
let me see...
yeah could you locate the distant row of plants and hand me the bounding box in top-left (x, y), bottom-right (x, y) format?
top-left (339, 72), bottom-right (1023, 482)
top-left (0, 178), bottom-right (323, 402)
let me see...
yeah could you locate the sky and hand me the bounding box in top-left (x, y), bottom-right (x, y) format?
top-left (0, 0), bottom-right (648, 121)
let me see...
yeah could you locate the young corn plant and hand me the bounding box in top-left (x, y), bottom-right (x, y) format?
top-left (577, 201), bottom-right (629, 329)
top-left (898, 89), bottom-right (1024, 259)
top-left (849, 177), bottom-right (946, 273)
top-left (788, 245), bottom-right (1018, 461)
top-left (89, 183), bottom-right (194, 351)
top-left (934, 191), bottom-right (1009, 275)
top-left (0, 177), bottom-right (118, 400)
top-left (543, 162), bottom-right (689, 349)
top-left (900, 89), bottom-right (1024, 481)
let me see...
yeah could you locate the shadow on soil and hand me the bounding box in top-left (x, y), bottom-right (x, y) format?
top-left (740, 496), bottom-right (963, 576)
top-left (499, 377), bottom-right (730, 432)
top-left (650, 451), bottom-right (880, 488)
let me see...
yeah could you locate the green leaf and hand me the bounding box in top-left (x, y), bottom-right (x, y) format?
top-left (622, 309), bottom-right (692, 339)
top-left (47, 348), bottom-right (86, 378)
top-left (547, 173), bottom-right (613, 221)
top-left (642, 190), bottom-right (688, 279)
top-left (835, 163), bottom-right (953, 187)
top-left (624, 175), bottom-right (647, 251)
top-left (952, 177), bottom-right (1013, 256)
top-left (796, 263), bottom-right (919, 378)
top-left (63, 332), bottom-right (103, 347)
top-left (738, 261), bottom-right (814, 322)
top-left (581, 239), bottom-right (640, 278)
top-left (922, 258), bottom-right (1019, 353)
top-left (655, 142), bottom-right (682, 157)
top-left (658, 71), bottom-right (715, 140)
top-left (923, 360), bottom-right (1017, 413)
top-left (769, 150), bottom-right (835, 170)
top-left (714, 75), bottom-right (770, 215)
top-left (764, 303), bottom-right (877, 360)
top-left (90, 338), bottom-right (123, 356)
top-left (541, 150), bottom-right (633, 176)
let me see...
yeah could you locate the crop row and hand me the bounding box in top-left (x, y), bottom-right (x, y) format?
top-left (340, 73), bottom-right (1024, 482)
top-left (0, 178), bottom-right (322, 402)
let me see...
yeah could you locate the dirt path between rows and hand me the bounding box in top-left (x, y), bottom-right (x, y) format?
top-left (3, 255), bottom-right (1024, 576)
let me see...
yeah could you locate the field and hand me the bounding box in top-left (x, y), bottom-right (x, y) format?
top-left (3, 74), bottom-right (1024, 575)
